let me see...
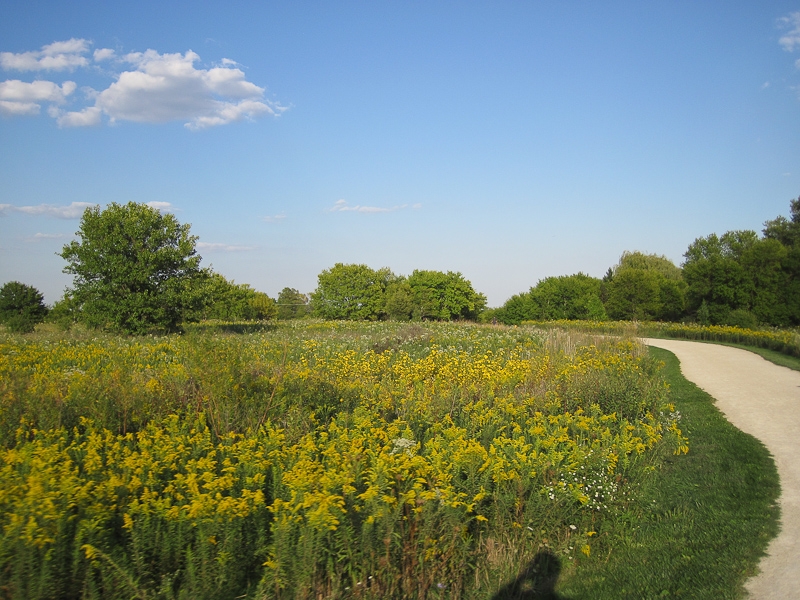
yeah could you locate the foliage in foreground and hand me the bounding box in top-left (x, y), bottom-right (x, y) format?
top-left (0, 322), bottom-right (686, 599)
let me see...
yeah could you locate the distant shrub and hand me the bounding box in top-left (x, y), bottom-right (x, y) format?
top-left (0, 281), bottom-right (48, 333)
top-left (723, 309), bottom-right (758, 330)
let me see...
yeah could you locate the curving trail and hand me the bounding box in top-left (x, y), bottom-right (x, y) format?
top-left (643, 339), bottom-right (800, 600)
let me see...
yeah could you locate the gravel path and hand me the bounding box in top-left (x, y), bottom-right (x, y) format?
top-left (643, 339), bottom-right (800, 600)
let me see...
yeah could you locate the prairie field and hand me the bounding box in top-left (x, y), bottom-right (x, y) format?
top-left (0, 321), bottom-right (692, 599)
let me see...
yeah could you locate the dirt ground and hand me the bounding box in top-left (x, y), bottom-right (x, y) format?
top-left (643, 339), bottom-right (800, 600)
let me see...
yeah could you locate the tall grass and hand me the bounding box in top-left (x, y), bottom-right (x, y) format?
top-left (0, 322), bottom-right (686, 598)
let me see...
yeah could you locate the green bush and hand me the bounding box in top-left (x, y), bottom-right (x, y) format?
top-left (0, 281), bottom-right (48, 333)
top-left (723, 309), bottom-right (758, 329)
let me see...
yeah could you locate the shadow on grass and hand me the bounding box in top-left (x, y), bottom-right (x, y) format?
top-left (491, 551), bottom-right (570, 600)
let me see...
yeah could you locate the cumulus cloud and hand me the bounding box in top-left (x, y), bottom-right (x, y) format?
top-left (263, 213), bottom-right (286, 222)
top-left (0, 38), bottom-right (90, 71)
top-left (93, 48), bottom-right (116, 62)
top-left (779, 12), bottom-right (800, 52)
top-left (1, 40), bottom-right (286, 129)
top-left (197, 242), bottom-right (257, 252)
top-left (0, 99), bottom-right (40, 115)
top-left (0, 201), bottom-right (95, 218)
top-left (0, 79), bottom-right (76, 116)
top-left (329, 199), bottom-right (417, 213)
top-left (55, 106), bottom-right (101, 127)
top-left (82, 49), bottom-right (284, 130)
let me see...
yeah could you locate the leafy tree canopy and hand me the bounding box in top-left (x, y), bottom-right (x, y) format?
top-left (683, 230), bottom-right (789, 326)
top-left (277, 287), bottom-right (309, 320)
top-left (530, 273), bottom-right (607, 321)
top-left (605, 252), bottom-right (686, 321)
top-left (311, 263), bottom-right (392, 320)
top-left (495, 273), bottom-right (605, 325)
top-left (406, 270), bottom-right (487, 321)
top-left (605, 269), bottom-right (669, 321)
top-left (615, 250), bottom-right (684, 281)
top-left (683, 231), bottom-right (760, 264)
top-left (59, 202), bottom-right (203, 334)
top-left (190, 271), bottom-right (276, 321)
top-left (384, 280), bottom-right (415, 321)
top-left (763, 196), bottom-right (800, 247)
top-left (0, 281), bottom-right (48, 333)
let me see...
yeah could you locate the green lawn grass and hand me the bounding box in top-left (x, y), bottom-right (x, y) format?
top-left (706, 341), bottom-right (800, 372)
top-left (553, 347), bottom-right (780, 599)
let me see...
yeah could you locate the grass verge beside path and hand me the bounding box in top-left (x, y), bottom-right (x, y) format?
top-left (556, 347), bottom-right (780, 599)
top-left (696, 341), bottom-right (800, 373)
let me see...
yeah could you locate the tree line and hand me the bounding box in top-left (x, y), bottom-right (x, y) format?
top-left (0, 202), bottom-right (483, 334)
top-left (490, 197), bottom-right (800, 327)
top-left (1, 198), bottom-right (799, 334)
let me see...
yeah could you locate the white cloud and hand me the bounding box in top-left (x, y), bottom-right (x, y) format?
top-left (780, 12), bottom-right (800, 52)
top-left (55, 106), bottom-right (101, 127)
top-left (328, 199), bottom-right (411, 213)
top-left (0, 41), bottom-right (286, 130)
top-left (0, 79), bottom-right (75, 102)
top-left (26, 232), bottom-right (68, 242)
top-left (0, 99), bottom-right (40, 115)
top-left (0, 80), bottom-right (76, 116)
top-left (91, 49), bottom-right (285, 129)
top-left (0, 201), bottom-right (95, 218)
top-left (0, 38), bottom-right (90, 71)
top-left (197, 242), bottom-right (257, 252)
top-left (93, 48), bottom-right (116, 62)
top-left (263, 213), bottom-right (286, 222)
top-left (145, 201), bottom-right (174, 211)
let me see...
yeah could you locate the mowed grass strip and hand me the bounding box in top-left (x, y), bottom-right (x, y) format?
top-left (702, 342), bottom-right (800, 373)
top-left (555, 346), bottom-right (780, 599)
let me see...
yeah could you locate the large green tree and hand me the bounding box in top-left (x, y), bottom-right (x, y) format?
top-left (406, 270), bottom-right (487, 321)
top-left (682, 230), bottom-right (788, 325)
top-left (0, 281), bottom-right (48, 333)
top-left (529, 274), bottom-right (607, 321)
top-left (383, 280), bottom-right (415, 321)
top-left (763, 197), bottom-right (800, 324)
top-left (495, 273), bottom-right (606, 325)
top-left (614, 251), bottom-right (684, 281)
top-left (605, 269), bottom-right (665, 320)
top-left (605, 252), bottom-right (686, 321)
top-left (190, 271), bottom-right (276, 321)
top-left (310, 263), bottom-right (392, 320)
top-left (59, 202), bottom-right (203, 334)
top-left (276, 287), bottom-right (309, 320)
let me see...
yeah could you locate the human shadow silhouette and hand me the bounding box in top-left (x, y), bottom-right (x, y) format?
top-left (489, 550), bottom-right (568, 600)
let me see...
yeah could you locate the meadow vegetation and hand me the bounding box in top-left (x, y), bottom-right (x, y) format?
top-left (0, 321), bottom-right (690, 599)
top-left (525, 320), bottom-right (800, 359)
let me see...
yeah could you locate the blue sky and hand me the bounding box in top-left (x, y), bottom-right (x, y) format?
top-left (1, 1), bottom-right (799, 307)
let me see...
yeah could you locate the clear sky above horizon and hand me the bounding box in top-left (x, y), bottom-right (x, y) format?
top-left (2, 1), bottom-right (799, 307)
